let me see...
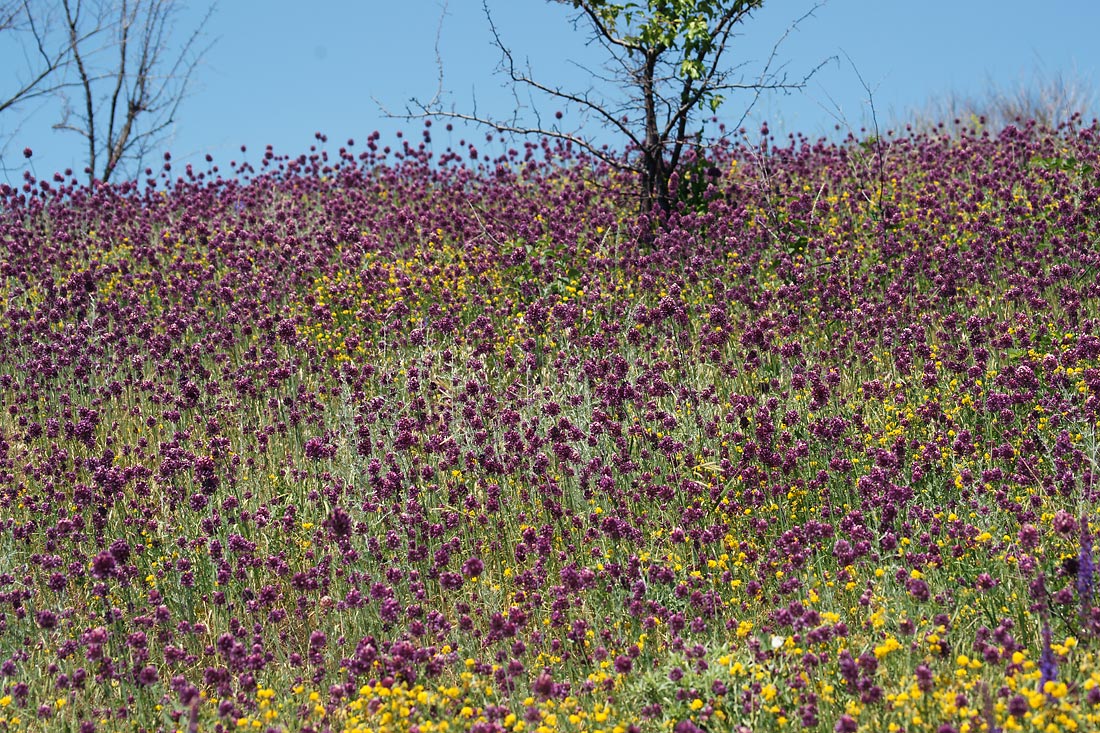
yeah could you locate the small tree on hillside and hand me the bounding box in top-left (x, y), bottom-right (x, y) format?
top-left (1, 0), bottom-right (213, 183)
top-left (402, 0), bottom-right (825, 215)
top-left (54, 0), bottom-right (213, 184)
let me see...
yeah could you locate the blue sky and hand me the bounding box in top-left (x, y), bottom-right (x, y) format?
top-left (2, 0), bottom-right (1099, 183)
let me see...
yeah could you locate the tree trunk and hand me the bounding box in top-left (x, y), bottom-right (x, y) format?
top-left (640, 49), bottom-right (670, 216)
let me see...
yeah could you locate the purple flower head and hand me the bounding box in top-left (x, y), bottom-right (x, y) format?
top-left (914, 663), bottom-right (934, 692)
top-left (328, 506), bottom-right (352, 537)
top-left (303, 436), bottom-right (336, 460)
top-left (461, 556), bottom-right (484, 579)
top-left (906, 577), bottom-right (930, 602)
top-left (1053, 511), bottom-right (1076, 536)
top-left (90, 551), bottom-right (116, 580)
top-left (532, 671), bottom-right (556, 700)
top-left (109, 538), bottom-right (131, 564)
top-left (834, 714), bottom-right (858, 733)
top-left (136, 664), bottom-right (159, 686)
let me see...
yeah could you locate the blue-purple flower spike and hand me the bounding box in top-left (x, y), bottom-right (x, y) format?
top-left (1078, 515), bottom-right (1095, 616)
top-left (1039, 620), bottom-right (1058, 692)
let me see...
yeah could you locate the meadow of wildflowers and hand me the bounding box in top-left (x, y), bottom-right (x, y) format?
top-left (1, 119), bottom-right (1099, 733)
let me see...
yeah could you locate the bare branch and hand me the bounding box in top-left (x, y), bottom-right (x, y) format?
top-left (61, 0), bottom-right (99, 176)
top-left (0, 1), bottom-right (21, 30)
top-left (0, 1), bottom-right (77, 115)
top-left (477, 2), bottom-right (642, 147)
top-left (557, 0), bottom-right (643, 55)
top-left (396, 106), bottom-right (633, 173)
top-left (422, 0), bottom-right (449, 111)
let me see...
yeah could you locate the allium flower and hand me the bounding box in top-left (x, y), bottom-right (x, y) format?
top-left (906, 577), bottom-right (930, 602)
top-left (461, 556), bottom-right (484, 579)
top-left (834, 714), bottom-right (858, 733)
top-left (90, 551), bottom-right (116, 579)
top-left (136, 665), bottom-right (159, 686)
top-left (35, 610), bottom-right (58, 629)
top-left (1018, 524), bottom-right (1040, 550)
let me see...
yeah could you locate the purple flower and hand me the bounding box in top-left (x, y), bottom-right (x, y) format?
top-left (906, 577), bottom-right (930, 602)
top-left (461, 557), bottom-right (484, 579)
top-left (136, 665), bottom-right (159, 686)
top-left (532, 671), bottom-right (556, 700)
top-left (35, 610), bottom-right (58, 629)
top-left (1018, 524), bottom-right (1040, 550)
top-left (109, 539), bottom-right (131, 564)
top-left (1053, 511), bottom-right (1076, 536)
top-left (915, 663), bottom-right (934, 692)
top-left (90, 551), bottom-right (116, 580)
top-left (834, 714), bottom-right (858, 733)
top-left (303, 436), bottom-right (336, 460)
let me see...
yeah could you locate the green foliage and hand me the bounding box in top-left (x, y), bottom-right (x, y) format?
top-left (673, 151), bottom-right (722, 212)
top-left (550, 0), bottom-right (774, 214)
top-left (1032, 154), bottom-right (1094, 176)
top-left (569, 0), bottom-right (763, 113)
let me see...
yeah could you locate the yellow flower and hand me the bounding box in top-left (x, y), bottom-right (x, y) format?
top-left (874, 637), bottom-right (901, 659)
top-left (1043, 681), bottom-right (1068, 699)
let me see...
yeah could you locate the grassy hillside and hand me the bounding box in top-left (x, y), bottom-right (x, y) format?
top-left (1, 121), bottom-right (1099, 732)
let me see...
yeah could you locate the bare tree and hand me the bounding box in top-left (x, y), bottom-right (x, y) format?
top-left (397, 0), bottom-right (827, 215)
top-left (51, 0), bottom-right (213, 183)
